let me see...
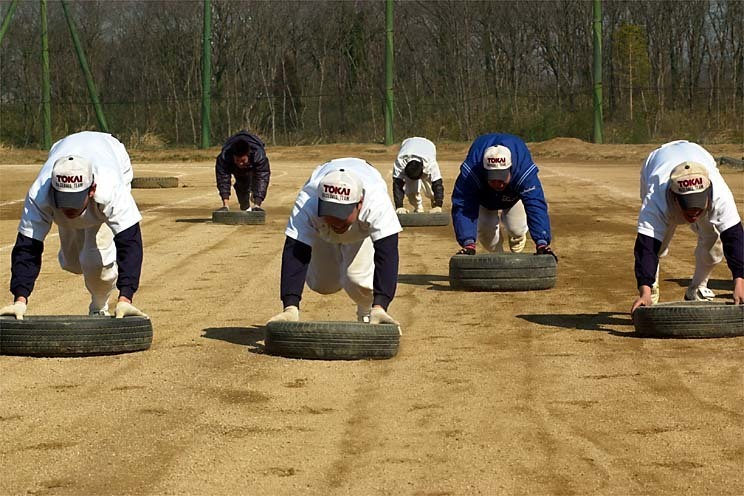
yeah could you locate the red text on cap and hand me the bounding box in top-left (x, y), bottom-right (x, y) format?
top-left (56, 174), bottom-right (84, 183)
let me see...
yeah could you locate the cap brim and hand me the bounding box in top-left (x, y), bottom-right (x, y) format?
top-left (675, 190), bottom-right (708, 210)
top-left (318, 199), bottom-right (356, 219)
top-left (486, 168), bottom-right (510, 181)
top-left (53, 188), bottom-right (88, 209)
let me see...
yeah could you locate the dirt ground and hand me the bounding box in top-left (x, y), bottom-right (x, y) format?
top-left (0, 139), bottom-right (743, 495)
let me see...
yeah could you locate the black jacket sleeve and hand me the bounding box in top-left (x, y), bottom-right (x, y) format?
top-left (372, 233), bottom-right (399, 309)
top-left (215, 155), bottom-right (233, 200)
top-left (431, 178), bottom-right (444, 207)
top-left (280, 236), bottom-right (312, 308)
top-left (10, 233), bottom-right (44, 300)
top-left (392, 178), bottom-right (405, 208)
top-left (250, 147), bottom-right (271, 205)
top-left (720, 222), bottom-right (744, 279)
top-left (634, 233), bottom-right (662, 288)
top-left (114, 223), bottom-right (143, 301)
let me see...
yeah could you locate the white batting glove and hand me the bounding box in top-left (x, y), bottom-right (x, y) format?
top-left (0, 301), bottom-right (27, 320)
top-left (369, 306), bottom-right (400, 326)
top-left (267, 305), bottom-right (299, 323)
top-left (115, 301), bottom-right (148, 319)
top-left (429, 206), bottom-right (442, 213)
top-left (395, 207), bottom-right (409, 214)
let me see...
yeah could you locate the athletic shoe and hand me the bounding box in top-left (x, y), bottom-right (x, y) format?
top-left (508, 234), bottom-right (527, 253)
top-left (684, 286), bottom-right (715, 301)
top-left (357, 305), bottom-right (371, 323)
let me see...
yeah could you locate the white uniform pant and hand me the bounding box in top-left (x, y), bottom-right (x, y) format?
top-left (58, 224), bottom-right (118, 313)
top-left (477, 203), bottom-right (528, 252)
top-left (306, 237), bottom-right (374, 313)
top-left (655, 221), bottom-right (724, 289)
top-left (405, 178), bottom-right (435, 210)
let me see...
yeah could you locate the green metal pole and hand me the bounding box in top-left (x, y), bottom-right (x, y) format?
top-left (41, 0), bottom-right (51, 149)
top-left (0, 0), bottom-right (19, 46)
top-left (592, 0), bottom-right (604, 143)
top-left (61, 0), bottom-right (109, 132)
top-left (200, 0), bottom-right (212, 149)
top-left (384, 0), bottom-right (394, 145)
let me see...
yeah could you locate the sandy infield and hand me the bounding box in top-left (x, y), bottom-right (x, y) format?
top-left (1, 139), bottom-right (742, 495)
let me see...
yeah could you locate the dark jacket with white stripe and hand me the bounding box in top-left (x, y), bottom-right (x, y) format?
top-left (451, 133), bottom-right (552, 247)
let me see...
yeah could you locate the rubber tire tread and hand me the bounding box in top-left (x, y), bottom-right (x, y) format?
top-left (131, 177), bottom-right (179, 188)
top-left (448, 253), bottom-right (556, 291)
top-left (265, 321), bottom-right (399, 360)
top-left (397, 212), bottom-right (450, 227)
top-left (0, 316), bottom-right (153, 356)
top-left (632, 301), bottom-right (744, 338)
top-left (212, 210), bottom-right (266, 225)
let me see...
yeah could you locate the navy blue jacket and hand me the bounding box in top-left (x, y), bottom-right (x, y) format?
top-left (451, 133), bottom-right (552, 247)
top-left (215, 130), bottom-right (271, 204)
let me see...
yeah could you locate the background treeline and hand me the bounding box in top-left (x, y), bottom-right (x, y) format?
top-left (1, 0), bottom-right (742, 148)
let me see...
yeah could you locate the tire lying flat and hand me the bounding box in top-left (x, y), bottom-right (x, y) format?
top-left (265, 321), bottom-right (399, 360)
top-left (0, 316), bottom-right (153, 357)
top-left (212, 210), bottom-right (266, 225)
top-left (131, 176), bottom-right (179, 188)
top-left (449, 253), bottom-right (557, 291)
top-left (397, 212), bottom-right (450, 227)
top-left (632, 301), bottom-right (744, 338)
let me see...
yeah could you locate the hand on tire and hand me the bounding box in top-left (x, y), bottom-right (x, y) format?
top-left (115, 301), bottom-right (148, 319)
top-left (456, 244), bottom-right (476, 255)
top-left (429, 206), bottom-right (442, 213)
top-left (536, 244), bottom-right (558, 263)
top-left (370, 306), bottom-right (400, 326)
top-left (216, 206), bottom-right (229, 212)
top-left (267, 305), bottom-right (299, 323)
top-left (396, 207), bottom-right (409, 214)
top-left (0, 301), bottom-right (26, 320)
top-left (251, 206), bottom-right (264, 212)
top-left (631, 295), bottom-right (654, 314)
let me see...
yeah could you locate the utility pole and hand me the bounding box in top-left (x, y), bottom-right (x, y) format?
top-left (384, 0), bottom-right (394, 145)
top-left (200, 0), bottom-right (212, 149)
top-left (41, 0), bottom-right (51, 149)
top-left (593, 0), bottom-right (604, 143)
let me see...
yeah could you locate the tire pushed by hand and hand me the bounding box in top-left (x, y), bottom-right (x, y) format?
top-left (267, 305), bottom-right (299, 323)
top-left (429, 206), bottom-right (442, 213)
top-left (395, 207), bottom-right (409, 214)
top-left (115, 301), bottom-right (148, 319)
top-left (456, 244), bottom-right (476, 256)
top-left (536, 244), bottom-right (558, 263)
top-left (0, 301), bottom-right (26, 320)
top-left (369, 306), bottom-right (400, 326)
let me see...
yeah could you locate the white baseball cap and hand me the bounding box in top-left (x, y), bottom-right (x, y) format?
top-left (317, 168), bottom-right (364, 219)
top-left (669, 161), bottom-right (711, 210)
top-left (482, 145), bottom-right (512, 180)
top-left (51, 155), bottom-right (94, 209)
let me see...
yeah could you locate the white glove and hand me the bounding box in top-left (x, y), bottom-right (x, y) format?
top-left (369, 306), bottom-right (400, 326)
top-left (429, 206), bottom-right (442, 213)
top-left (115, 301), bottom-right (148, 319)
top-left (413, 206), bottom-right (424, 213)
top-left (267, 305), bottom-right (299, 323)
top-left (396, 207), bottom-right (409, 214)
top-left (0, 301), bottom-right (26, 320)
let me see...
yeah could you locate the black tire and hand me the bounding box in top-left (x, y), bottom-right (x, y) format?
top-left (397, 212), bottom-right (450, 227)
top-left (632, 301), bottom-right (744, 338)
top-left (265, 321), bottom-right (399, 360)
top-left (130, 176), bottom-right (179, 188)
top-left (0, 316), bottom-right (153, 356)
top-left (718, 156), bottom-right (744, 169)
top-left (448, 253), bottom-right (557, 291)
top-left (212, 210), bottom-right (266, 225)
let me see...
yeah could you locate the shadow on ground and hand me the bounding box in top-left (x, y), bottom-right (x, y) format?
top-left (398, 273), bottom-right (451, 291)
top-left (202, 326), bottom-right (265, 353)
top-left (666, 278), bottom-right (733, 291)
top-left (176, 218), bottom-right (212, 223)
top-left (517, 311), bottom-right (638, 337)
